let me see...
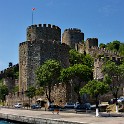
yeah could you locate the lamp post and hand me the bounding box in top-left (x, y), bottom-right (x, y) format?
top-left (94, 66), bottom-right (99, 117)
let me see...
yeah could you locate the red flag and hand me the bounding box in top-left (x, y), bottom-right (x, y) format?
top-left (32, 8), bottom-right (36, 11)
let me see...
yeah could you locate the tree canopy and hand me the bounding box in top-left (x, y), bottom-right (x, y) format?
top-left (99, 40), bottom-right (124, 56)
top-left (26, 86), bottom-right (36, 99)
top-left (80, 80), bottom-right (109, 98)
top-left (80, 80), bottom-right (109, 116)
top-left (69, 49), bottom-right (93, 68)
top-left (0, 85), bottom-right (9, 102)
top-left (102, 61), bottom-right (124, 99)
top-left (36, 59), bottom-right (61, 103)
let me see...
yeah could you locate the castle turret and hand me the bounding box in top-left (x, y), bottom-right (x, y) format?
top-left (62, 28), bottom-right (84, 48)
top-left (86, 38), bottom-right (98, 49)
top-left (85, 38), bottom-right (98, 54)
top-left (27, 24), bottom-right (61, 42)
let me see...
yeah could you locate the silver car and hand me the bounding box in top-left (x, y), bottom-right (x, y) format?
top-left (14, 103), bottom-right (22, 108)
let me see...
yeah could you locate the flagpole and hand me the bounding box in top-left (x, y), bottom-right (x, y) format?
top-left (32, 8), bottom-right (35, 25)
top-left (32, 10), bottom-right (33, 25)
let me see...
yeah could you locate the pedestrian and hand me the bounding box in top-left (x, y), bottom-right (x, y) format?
top-left (53, 105), bottom-right (59, 114)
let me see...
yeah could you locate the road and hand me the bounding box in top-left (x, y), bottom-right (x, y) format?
top-left (0, 107), bottom-right (124, 124)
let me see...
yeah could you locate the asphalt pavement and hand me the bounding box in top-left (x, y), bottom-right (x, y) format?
top-left (0, 107), bottom-right (124, 124)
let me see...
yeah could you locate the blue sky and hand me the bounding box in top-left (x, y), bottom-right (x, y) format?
top-left (0, 0), bottom-right (124, 71)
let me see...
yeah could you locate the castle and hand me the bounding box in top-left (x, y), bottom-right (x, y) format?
top-left (19, 24), bottom-right (123, 93)
top-left (0, 23), bottom-right (124, 105)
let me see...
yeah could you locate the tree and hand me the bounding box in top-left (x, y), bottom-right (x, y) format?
top-left (119, 43), bottom-right (124, 56)
top-left (80, 80), bottom-right (109, 116)
top-left (106, 40), bottom-right (120, 51)
top-left (25, 86), bottom-right (36, 106)
top-left (12, 86), bottom-right (19, 93)
top-left (102, 61), bottom-right (124, 112)
top-left (99, 43), bottom-right (106, 49)
top-left (69, 49), bottom-right (93, 68)
top-left (0, 85), bottom-right (9, 103)
top-left (35, 87), bottom-right (44, 96)
top-left (36, 59), bottom-right (61, 103)
top-left (60, 64), bottom-right (92, 103)
top-left (69, 49), bottom-right (83, 66)
top-left (4, 65), bottom-right (19, 79)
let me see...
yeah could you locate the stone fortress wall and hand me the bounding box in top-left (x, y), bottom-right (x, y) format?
top-left (1, 23), bottom-right (124, 105)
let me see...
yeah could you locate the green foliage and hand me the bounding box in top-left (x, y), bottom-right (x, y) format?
top-left (36, 59), bottom-right (61, 86)
top-left (69, 49), bottom-right (93, 68)
top-left (82, 54), bottom-right (94, 68)
top-left (12, 86), bottom-right (19, 93)
top-left (26, 86), bottom-right (36, 99)
top-left (0, 85), bottom-right (9, 101)
top-left (119, 43), bottom-right (124, 55)
top-left (69, 49), bottom-right (83, 65)
top-left (60, 64), bottom-right (93, 103)
top-left (60, 64), bottom-right (92, 82)
top-left (36, 59), bottom-right (61, 102)
top-left (99, 43), bottom-right (106, 48)
top-left (4, 65), bottom-right (19, 79)
top-left (0, 79), bottom-right (4, 86)
top-left (35, 87), bottom-right (44, 96)
top-left (106, 40), bottom-right (120, 51)
top-left (103, 74), bottom-right (112, 85)
top-left (80, 80), bottom-right (109, 98)
top-left (102, 60), bottom-right (124, 98)
top-left (100, 40), bottom-right (124, 56)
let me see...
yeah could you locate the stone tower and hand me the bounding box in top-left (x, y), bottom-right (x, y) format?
top-left (27, 24), bottom-right (61, 42)
top-left (19, 24), bottom-right (70, 92)
top-left (85, 38), bottom-right (98, 54)
top-left (62, 28), bottom-right (84, 48)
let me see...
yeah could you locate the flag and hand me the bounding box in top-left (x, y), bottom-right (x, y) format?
top-left (32, 8), bottom-right (36, 11)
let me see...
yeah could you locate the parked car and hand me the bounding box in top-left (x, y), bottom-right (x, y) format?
top-left (108, 98), bottom-right (118, 104)
top-left (14, 103), bottom-right (23, 108)
top-left (64, 103), bottom-right (75, 109)
top-left (75, 103), bottom-right (91, 113)
top-left (31, 104), bottom-right (41, 109)
top-left (117, 97), bottom-right (124, 103)
top-left (48, 105), bottom-right (63, 111)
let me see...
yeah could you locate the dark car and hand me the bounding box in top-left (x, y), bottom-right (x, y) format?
top-left (48, 105), bottom-right (63, 111)
top-left (31, 104), bottom-right (41, 109)
top-left (108, 98), bottom-right (118, 104)
top-left (75, 103), bottom-right (91, 113)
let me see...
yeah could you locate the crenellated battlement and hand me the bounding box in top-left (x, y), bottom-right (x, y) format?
top-left (90, 46), bottom-right (120, 56)
top-left (64, 28), bottom-right (81, 33)
top-left (19, 41), bottom-right (28, 46)
top-left (27, 24), bottom-right (61, 30)
top-left (26, 24), bottom-right (61, 42)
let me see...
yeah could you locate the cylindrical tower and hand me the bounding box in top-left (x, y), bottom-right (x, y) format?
top-left (27, 24), bottom-right (61, 42)
top-left (62, 28), bottom-right (84, 48)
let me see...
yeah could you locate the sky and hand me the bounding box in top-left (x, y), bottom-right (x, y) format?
top-left (0, 0), bottom-right (124, 71)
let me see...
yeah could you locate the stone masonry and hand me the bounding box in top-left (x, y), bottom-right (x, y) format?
top-left (4, 23), bottom-right (124, 105)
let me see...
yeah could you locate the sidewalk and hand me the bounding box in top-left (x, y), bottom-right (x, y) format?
top-left (0, 108), bottom-right (124, 124)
